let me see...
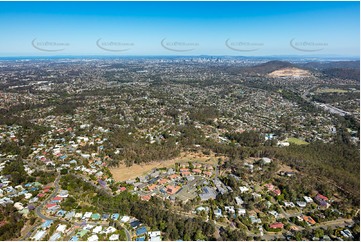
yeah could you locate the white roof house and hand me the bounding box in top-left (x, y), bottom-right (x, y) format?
top-left (92, 226), bottom-right (102, 234)
top-left (49, 232), bottom-right (61, 241)
top-left (341, 229), bottom-right (353, 238)
top-left (32, 230), bottom-right (46, 241)
top-left (214, 208), bottom-right (222, 217)
top-left (268, 210), bottom-right (279, 218)
top-left (24, 193), bottom-right (32, 199)
top-left (278, 141), bottom-right (290, 147)
top-left (75, 212), bottom-right (83, 219)
top-left (109, 234), bottom-right (119, 241)
top-left (120, 216), bottom-right (130, 223)
top-left (235, 197), bottom-right (244, 206)
top-left (56, 224), bottom-right (67, 233)
top-left (238, 208), bottom-right (246, 216)
top-left (104, 226), bottom-right (117, 234)
top-left (14, 202), bottom-right (24, 211)
top-left (284, 201), bottom-right (295, 207)
top-left (81, 154), bottom-right (91, 159)
top-left (196, 206), bottom-right (209, 212)
top-left (87, 234), bottom-right (99, 242)
top-left (15, 185), bottom-right (24, 190)
top-left (84, 224), bottom-right (94, 230)
top-left (297, 201), bottom-right (307, 208)
top-left (261, 157), bottom-right (272, 164)
top-left (82, 212), bottom-right (92, 220)
top-left (224, 206), bottom-right (235, 214)
top-left (148, 231), bottom-right (161, 241)
top-left (58, 190), bottom-right (69, 198)
top-left (304, 196), bottom-right (313, 203)
top-left (239, 186), bottom-right (249, 193)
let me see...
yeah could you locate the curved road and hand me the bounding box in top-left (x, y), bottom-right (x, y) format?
top-left (22, 174), bottom-right (131, 241)
top-left (35, 174), bottom-right (62, 220)
top-left (22, 174), bottom-right (61, 240)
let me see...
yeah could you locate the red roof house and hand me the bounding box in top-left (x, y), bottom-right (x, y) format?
top-left (52, 196), bottom-right (62, 201)
top-left (119, 187), bottom-right (127, 192)
top-left (158, 179), bottom-right (169, 185)
top-left (181, 171), bottom-right (191, 176)
top-left (203, 171), bottom-right (212, 177)
top-left (273, 189), bottom-right (281, 196)
top-left (192, 169), bottom-right (202, 174)
top-left (46, 203), bottom-right (57, 209)
top-left (166, 185), bottom-right (181, 195)
top-left (269, 222), bottom-right (284, 229)
top-left (148, 184), bottom-right (158, 192)
top-left (303, 215), bottom-right (316, 225)
top-left (169, 174), bottom-right (180, 180)
top-left (141, 195), bottom-right (151, 201)
top-left (265, 183), bottom-right (274, 191)
top-left (315, 194), bottom-right (329, 201)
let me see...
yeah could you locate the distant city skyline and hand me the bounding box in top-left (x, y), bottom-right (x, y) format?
top-left (0, 1), bottom-right (359, 57)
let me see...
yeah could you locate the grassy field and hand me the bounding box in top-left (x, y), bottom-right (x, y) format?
top-left (286, 137), bottom-right (309, 145)
top-left (315, 88), bottom-right (348, 93)
top-left (109, 152), bottom-right (224, 181)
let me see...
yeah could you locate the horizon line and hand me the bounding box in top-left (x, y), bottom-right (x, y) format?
top-left (0, 54), bottom-right (359, 59)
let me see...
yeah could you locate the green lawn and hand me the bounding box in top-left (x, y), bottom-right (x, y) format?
top-left (315, 88), bottom-right (348, 93)
top-left (286, 137), bottom-right (309, 145)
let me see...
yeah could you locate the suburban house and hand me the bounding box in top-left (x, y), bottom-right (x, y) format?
top-left (148, 231), bottom-right (161, 241)
top-left (261, 157), bottom-right (272, 165)
top-left (148, 184), bottom-right (158, 192)
top-left (214, 208), bottom-right (222, 217)
top-left (296, 201), bottom-right (307, 208)
top-left (166, 185), bottom-right (180, 195)
top-left (224, 206), bottom-right (235, 214)
top-left (304, 196), bottom-right (314, 203)
top-left (303, 215), bottom-right (316, 225)
top-left (235, 197), bottom-right (244, 206)
top-left (136, 227), bottom-right (148, 236)
top-left (284, 201), bottom-right (295, 208)
top-left (269, 222), bottom-right (284, 229)
top-left (237, 208), bottom-right (246, 216)
top-left (239, 186), bottom-right (249, 193)
top-left (192, 169), bottom-right (202, 174)
top-left (181, 171), bottom-right (191, 177)
top-left (314, 194), bottom-right (330, 208)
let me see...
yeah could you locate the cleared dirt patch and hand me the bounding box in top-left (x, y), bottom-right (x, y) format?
top-left (110, 152), bottom-right (225, 181)
top-left (268, 67), bottom-right (311, 78)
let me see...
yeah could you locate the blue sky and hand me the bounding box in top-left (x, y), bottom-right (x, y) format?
top-left (0, 1), bottom-right (359, 57)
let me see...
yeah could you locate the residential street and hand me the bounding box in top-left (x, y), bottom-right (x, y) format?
top-left (21, 174), bottom-right (131, 241)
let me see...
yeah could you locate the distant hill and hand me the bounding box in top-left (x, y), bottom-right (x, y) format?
top-left (322, 68), bottom-right (360, 82)
top-left (300, 61), bottom-right (360, 82)
top-left (242, 60), bottom-right (359, 81)
top-left (300, 60), bottom-right (360, 70)
top-left (244, 60), bottom-right (296, 75)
